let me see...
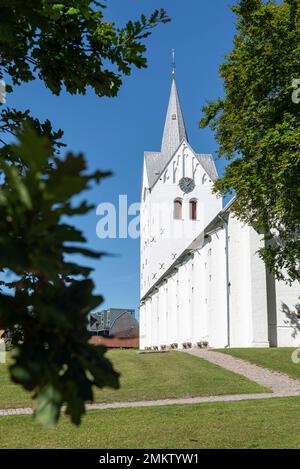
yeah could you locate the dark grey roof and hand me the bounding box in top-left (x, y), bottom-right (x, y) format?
top-left (89, 308), bottom-right (135, 332)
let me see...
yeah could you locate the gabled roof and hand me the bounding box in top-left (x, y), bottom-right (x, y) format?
top-left (144, 77), bottom-right (218, 189)
top-left (145, 147), bottom-right (218, 190)
top-left (196, 153), bottom-right (218, 182)
top-left (144, 151), bottom-right (162, 188)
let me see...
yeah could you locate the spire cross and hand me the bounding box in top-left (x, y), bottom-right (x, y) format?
top-left (172, 49), bottom-right (175, 78)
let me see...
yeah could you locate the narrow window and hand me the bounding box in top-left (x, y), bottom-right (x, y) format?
top-left (190, 199), bottom-right (197, 220)
top-left (202, 174), bottom-right (209, 185)
top-left (174, 198), bottom-right (182, 220)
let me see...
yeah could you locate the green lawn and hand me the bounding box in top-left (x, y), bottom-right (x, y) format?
top-left (0, 397), bottom-right (300, 448)
top-left (217, 348), bottom-right (300, 379)
top-left (0, 361), bottom-right (32, 409)
top-left (0, 350), bottom-right (269, 409)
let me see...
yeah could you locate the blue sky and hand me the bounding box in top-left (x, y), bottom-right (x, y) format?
top-left (6, 0), bottom-right (237, 317)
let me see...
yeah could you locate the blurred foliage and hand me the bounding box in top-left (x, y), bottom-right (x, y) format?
top-left (0, 0), bottom-right (169, 96)
top-left (200, 0), bottom-right (300, 282)
top-left (0, 1), bottom-right (169, 426)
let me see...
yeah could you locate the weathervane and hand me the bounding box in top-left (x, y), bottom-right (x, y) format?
top-left (172, 49), bottom-right (175, 78)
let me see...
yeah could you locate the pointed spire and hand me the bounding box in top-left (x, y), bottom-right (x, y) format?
top-left (172, 49), bottom-right (175, 78)
top-left (161, 62), bottom-right (188, 158)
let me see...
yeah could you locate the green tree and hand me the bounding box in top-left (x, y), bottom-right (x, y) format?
top-left (0, 1), bottom-right (169, 427)
top-left (200, 0), bottom-right (300, 282)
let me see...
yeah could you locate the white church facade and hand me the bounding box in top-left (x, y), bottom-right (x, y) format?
top-left (139, 75), bottom-right (300, 350)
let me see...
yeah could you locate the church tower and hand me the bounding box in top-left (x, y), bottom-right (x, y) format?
top-left (140, 68), bottom-right (222, 300)
top-left (139, 63), bottom-right (300, 351)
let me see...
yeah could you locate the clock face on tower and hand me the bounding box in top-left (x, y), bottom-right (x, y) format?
top-left (179, 177), bottom-right (195, 194)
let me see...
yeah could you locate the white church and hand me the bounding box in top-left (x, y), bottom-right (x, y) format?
top-left (139, 73), bottom-right (300, 350)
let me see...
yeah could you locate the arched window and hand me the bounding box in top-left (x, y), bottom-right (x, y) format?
top-left (189, 199), bottom-right (197, 220)
top-left (174, 198), bottom-right (182, 220)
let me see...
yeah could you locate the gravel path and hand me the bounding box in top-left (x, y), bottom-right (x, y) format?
top-left (1, 349), bottom-right (300, 417)
top-left (185, 349), bottom-right (300, 393)
top-left (1, 391), bottom-right (300, 416)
